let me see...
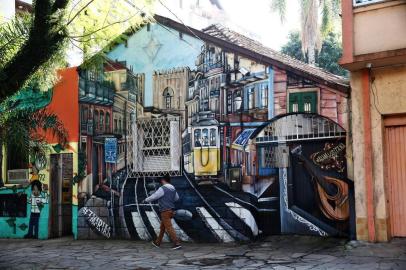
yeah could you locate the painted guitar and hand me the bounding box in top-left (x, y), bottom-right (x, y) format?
top-left (291, 145), bottom-right (349, 221)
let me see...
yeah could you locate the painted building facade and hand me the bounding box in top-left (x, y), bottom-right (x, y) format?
top-left (0, 15), bottom-right (355, 242)
top-left (74, 16), bottom-right (354, 242)
top-left (0, 62), bottom-right (139, 240)
top-left (0, 68), bottom-right (79, 239)
top-left (341, 0), bottom-right (406, 242)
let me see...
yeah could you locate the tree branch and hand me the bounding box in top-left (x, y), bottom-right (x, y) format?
top-left (66, 0), bottom-right (95, 26)
top-left (0, 0), bottom-right (67, 101)
top-left (68, 11), bottom-right (140, 39)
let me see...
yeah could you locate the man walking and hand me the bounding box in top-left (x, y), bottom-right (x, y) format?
top-left (143, 174), bottom-right (181, 250)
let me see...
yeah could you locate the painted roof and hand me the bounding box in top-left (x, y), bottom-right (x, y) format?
top-left (202, 24), bottom-right (349, 88)
top-left (153, 15), bottom-right (350, 94)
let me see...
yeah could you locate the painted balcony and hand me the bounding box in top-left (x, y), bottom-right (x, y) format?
top-left (79, 77), bottom-right (115, 105)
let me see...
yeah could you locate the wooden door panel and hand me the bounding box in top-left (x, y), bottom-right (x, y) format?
top-left (385, 122), bottom-right (406, 237)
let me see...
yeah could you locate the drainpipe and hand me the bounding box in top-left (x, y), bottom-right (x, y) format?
top-left (362, 69), bottom-right (376, 242)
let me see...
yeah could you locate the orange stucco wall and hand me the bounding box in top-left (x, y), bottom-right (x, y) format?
top-left (45, 67), bottom-right (79, 144)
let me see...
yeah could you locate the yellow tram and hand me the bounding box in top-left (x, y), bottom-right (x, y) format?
top-left (183, 124), bottom-right (221, 177)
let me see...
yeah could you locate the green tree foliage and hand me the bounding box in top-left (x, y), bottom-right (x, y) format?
top-left (0, 0), bottom-right (153, 102)
top-left (0, 108), bottom-right (69, 185)
top-left (282, 31), bottom-right (348, 77)
top-left (271, 0), bottom-right (341, 65)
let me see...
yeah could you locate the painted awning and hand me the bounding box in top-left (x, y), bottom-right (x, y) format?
top-left (231, 128), bottom-right (256, 151)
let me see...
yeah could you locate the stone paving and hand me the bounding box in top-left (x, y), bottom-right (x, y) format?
top-left (0, 236), bottom-right (405, 270)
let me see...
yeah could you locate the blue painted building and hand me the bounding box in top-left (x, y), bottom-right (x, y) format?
top-left (108, 21), bottom-right (203, 107)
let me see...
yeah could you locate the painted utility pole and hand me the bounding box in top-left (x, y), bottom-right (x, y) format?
top-left (105, 137), bottom-right (117, 236)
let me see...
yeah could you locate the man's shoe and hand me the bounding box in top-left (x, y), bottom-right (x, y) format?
top-left (151, 241), bottom-right (160, 248)
top-left (172, 244), bottom-right (182, 250)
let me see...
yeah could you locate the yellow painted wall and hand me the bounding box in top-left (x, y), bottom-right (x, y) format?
top-left (349, 65), bottom-right (406, 241)
top-left (354, 1), bottom-right (406, 55)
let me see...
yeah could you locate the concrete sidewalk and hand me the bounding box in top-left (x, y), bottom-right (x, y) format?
top-left (0, 236), bottom-right (405, 269)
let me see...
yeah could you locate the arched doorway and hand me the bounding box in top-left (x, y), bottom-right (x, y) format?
top-left (251, 113), bottom-right (355, 238)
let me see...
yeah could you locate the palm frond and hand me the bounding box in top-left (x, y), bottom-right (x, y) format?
top-left (270, 0), bottom-right (287, 23)
top-left (0, 14), bottom-right (32, 68)
top-left (321, 0), bottom-right (335, 39)
top-left (30, 109), bottom-right (69, 147)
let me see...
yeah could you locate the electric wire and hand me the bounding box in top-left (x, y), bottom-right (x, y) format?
top-left (157, 0), bottom-right (206, 44)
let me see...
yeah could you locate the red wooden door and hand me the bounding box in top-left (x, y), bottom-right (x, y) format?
top-left (385, 116), bottom-right (406, 237)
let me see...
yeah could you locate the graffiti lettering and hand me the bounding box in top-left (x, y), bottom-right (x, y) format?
top-left (81, 207), bottom-right (111, 238)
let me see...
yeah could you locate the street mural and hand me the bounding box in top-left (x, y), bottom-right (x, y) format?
top-left (24, 180), bottom-right (48, 239)
top-left (77, 20), bottom-right (354, 241)
top-left (0, 68), bottom-right (85, 240)
top-left (0, 156), bottom-right (50, 239)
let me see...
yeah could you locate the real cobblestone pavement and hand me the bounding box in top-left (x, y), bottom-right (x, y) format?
top-left (0, 235), bottom-right (405, 270)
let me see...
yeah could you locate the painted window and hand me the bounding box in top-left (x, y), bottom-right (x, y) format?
top-left (194, 129), bottom-right (201, 147)
top-left (105, 112), bottom-right (110, 132)
top-left (163, 87), bottom-right (174, 109)
top-left (81, 106), bottom-right (88, 123)
top-left (260, 83), bottom-right (268, 108)
top-left (210, 128), bottom-right (217, 146)
top-left (288, 92), bottom-right (317, 113)
top-left (94, 110), bottom-right (99, 131)
top-left (227, 91), bottom-right (232, 113)
top-left (248, 87), bottom-right (255, 109)
top-left (260, 147), bottom-right (274, 168)
top-left (202, 128), bottom-right (209, 146)
top-left (99, 111), bottom-right (104, 132)
top-left (114, 119), bottom-right (118, 133)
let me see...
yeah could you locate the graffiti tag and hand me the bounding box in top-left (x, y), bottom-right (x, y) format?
top-left (81, 207), bottom-right (111, 238)
top-left (311, 143), bottom-right (346, 172)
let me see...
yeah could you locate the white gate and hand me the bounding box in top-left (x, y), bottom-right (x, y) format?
top-left (129, 117), bottom-right (181, 177)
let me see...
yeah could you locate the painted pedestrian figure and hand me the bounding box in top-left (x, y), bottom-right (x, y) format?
top-left (24, 180), bottom-right (48, 239)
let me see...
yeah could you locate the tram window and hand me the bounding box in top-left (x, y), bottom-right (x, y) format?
top-left (210, 128), bottom-right (216, 146)
top-left (194, 129), bottom-right (201, 147)
top-left (202, 128), bottom-right (209, 146)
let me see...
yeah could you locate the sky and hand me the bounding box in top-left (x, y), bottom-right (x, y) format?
top-left (218, 0), bottom-right (300, 50)
top-left (16, 0), bottom-right (301, 65)
top-left (154, 0), bottom-right (301, 50)
top-left (19, 0), bottom-right (300, 50)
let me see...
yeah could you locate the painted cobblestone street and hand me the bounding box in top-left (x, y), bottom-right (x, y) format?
top-left (0, 236), bottom-right (405, 270)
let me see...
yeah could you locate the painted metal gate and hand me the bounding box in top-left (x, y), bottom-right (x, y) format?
top-left (130, 117), bottom-right (181, 177)
top-left (384, 116), bottom-right (406, 237)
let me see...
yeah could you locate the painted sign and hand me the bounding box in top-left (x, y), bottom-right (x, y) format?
top-left (104, 138), bottom-right (117, 164)
top-left (81, 207), bottom-right (111, 238)
top-left (311, 142), bottom-right (346, 173)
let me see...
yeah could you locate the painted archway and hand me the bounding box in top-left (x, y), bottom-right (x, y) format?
top-left (250, 113), bottom-right (355, 238)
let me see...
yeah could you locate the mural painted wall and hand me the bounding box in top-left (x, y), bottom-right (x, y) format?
top-left (107, 23), bottom-right (204, 107)
top-left (0, 68), bottom-right (79, 239)
top-left (76, 20), bottom-right (354, 242)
